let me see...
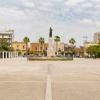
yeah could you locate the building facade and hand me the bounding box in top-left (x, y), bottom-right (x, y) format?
top-left (58, 42), bottom-right (64, 51)
top-left (31, 42), bottom-right (64, 53)
top-left (0, 30), bottom-right (14, 47)
top-left (54, 42), bottom-right (65, 52)
top-left (84, 42), bottom-right (99, 48)
top-left (94, 32), bottom-right (100, 44)
top-left (12, 42), bottom-right (26, 55)
top-left (31, 43), bottom-right (48, 52)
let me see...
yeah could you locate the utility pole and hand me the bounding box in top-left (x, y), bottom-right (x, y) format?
top-left (83, 35), bottom-right (88, 57)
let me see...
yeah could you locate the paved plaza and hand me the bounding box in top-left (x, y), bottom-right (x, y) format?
top-left (0, 58), bottom-right (100, 100)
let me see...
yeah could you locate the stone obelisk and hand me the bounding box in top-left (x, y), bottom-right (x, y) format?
top-left (47, 27), bottom-right (55, 57)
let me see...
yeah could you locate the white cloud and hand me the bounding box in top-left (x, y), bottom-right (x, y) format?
top-left (64, 0), bottom-right (85, 6)
top-left (0, 0), bottom-right (100, 46)
top-left (95, 21), bottom-right (100, 27)
top-left (81, 2), bottom-right (93, 8)
top-left (24, 2), bottom-right (35, 8)
top-left (0, 8), bottom-right (27, 24)
top-left (80, 19), bottom-right (94, 25)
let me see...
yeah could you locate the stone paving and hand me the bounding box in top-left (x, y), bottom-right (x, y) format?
top-left (0, 58), bottom-right (100, 100)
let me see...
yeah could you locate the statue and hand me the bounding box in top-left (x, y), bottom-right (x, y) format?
top-left (49, 27), bottom-right (53, 38)
top-left (47, 27), bottom-right (55, 57)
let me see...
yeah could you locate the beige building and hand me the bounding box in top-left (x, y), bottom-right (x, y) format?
top-left (12, 42), bottom-right (26, 55)
top-left (84, 42), bottom-right (99, 56)
top-left (94, 32), bottom-right (100, 44)
top-left (0, 30), bottom-right (14, 47)
top-left (57, 42), bottom-right (64, 51)
top-left (84, 32), bottom-right (100, 48)
top-left (84, 42), bottom-right (98, 48)
top-left (54, 42), bottom-right (64, 52)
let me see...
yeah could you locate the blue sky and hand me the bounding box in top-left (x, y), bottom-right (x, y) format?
top-left (0, 0), bottom-right (100, 46)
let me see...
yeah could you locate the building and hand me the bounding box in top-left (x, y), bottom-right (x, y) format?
top-left (58, 42), bottom-right (64, 51)
top-left (0, 30), bottom-right (14, 47)
top-left (94, 32), bottom-right (100, 44)
top-left (54, 42), bottom-right (64, 52)
top-left (64, 43), bottom-right (69, 51)
top-left (83, 32), bottom-right (100, 49)
top-left (84, 42), bottom-right (99, 48)
top-left (31, 43), bottom-right (48, 52)
top-left (12, 42), bottom-right (26, 55)
top-left (83, 41), bottom-right (99, 57)
top-left (31, 43), bottom-right (39, 52)
top-left (83, 32), bottom-right (100, 56)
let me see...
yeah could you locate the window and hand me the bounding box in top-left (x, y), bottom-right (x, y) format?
top-left (17, 45), bottom-right (19, 49)
top-left (23, 45), bottom-right (25, 49)
top-left (35, 47), bottom-right (37, 50)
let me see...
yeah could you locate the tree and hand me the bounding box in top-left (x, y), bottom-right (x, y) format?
top-left (69, 38), bottom-right (76, 45)
top-left (23, 37), bottom-right (30, 55)
top-left (54, 36), bottom-right (60, 54)
top-left (0, 39), bottom-right (10, 51)
top-left (39, 37), bottom-right (45, 52)
top-left (87, 45), bottom-right (100, 58)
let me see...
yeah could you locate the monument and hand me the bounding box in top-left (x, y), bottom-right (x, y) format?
top-left (47, 27), bottom-right (55, 57)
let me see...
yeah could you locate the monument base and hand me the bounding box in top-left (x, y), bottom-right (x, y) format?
top-left (47, 38), bottom-right (55, 57)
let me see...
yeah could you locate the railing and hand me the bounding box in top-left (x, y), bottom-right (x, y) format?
top-left (0, 51), bottom-right (18, 59)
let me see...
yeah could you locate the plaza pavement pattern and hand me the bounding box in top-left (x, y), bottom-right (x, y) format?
top-left (0, 58), bottom-right (100, 100)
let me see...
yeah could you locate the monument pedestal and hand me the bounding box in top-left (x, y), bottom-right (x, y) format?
top-left (47, 38), bottom-right (55, 57)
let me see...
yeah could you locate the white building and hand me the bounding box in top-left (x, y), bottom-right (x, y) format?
top-left (94, 32), bottom-right (100, 44)
top-left (0, 29), bottom-right (14, 47)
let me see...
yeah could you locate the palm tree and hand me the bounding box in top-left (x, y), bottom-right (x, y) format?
top-left (38, 37), bottom-right (45, 52)
top-left (69, 38), bottom-right (76, 57)
top-left (69, 38), bottom-right (76, 45)
top-left (54, 36), bottom-right (60, 54)
top-left (23, 37), bottom-right (30, 55)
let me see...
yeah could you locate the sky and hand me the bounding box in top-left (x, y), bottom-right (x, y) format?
top-left (0, 0), bottom-right (100, 46)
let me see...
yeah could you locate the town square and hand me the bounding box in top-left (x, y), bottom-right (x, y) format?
top-left (0, 0), bottom-right (100, 100)
top-left (0, 27), bottom-right (100, 100)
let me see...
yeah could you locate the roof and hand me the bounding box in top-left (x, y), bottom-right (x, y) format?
top-left (12, 41), bottom-right (25, 44)
top-left (0, 30), bottom-right (14, 35)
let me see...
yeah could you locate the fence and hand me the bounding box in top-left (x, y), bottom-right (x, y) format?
top-left (0, 51), bottom-right (18, 59)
